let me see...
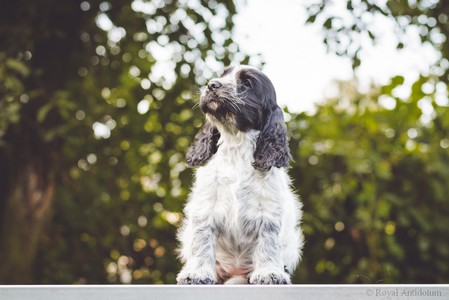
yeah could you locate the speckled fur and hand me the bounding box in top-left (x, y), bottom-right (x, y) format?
top-left (177, 66), bottom-right (304, 285)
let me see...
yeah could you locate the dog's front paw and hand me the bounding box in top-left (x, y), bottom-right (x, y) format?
top-left (249, 269), bottom-right (291, 285)
top-left (177, 270), bottom-right (215, 285)
top-left (177, 276), bottom-right (215, 285)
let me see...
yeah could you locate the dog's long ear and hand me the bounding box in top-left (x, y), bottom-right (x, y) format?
top-left (252, 106), bottom-right (291, 171)
top-left (186, 121), bottom-right (220, 168)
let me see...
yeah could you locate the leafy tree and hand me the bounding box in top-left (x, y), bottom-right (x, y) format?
top-left (288, 77), bottom-right (449, 283)
top-left (294, 0), bottom-right (449, 283)
top-left (2, 0), bottom-right (448, 285)
top-left (0, 0), bottom-right (251, 283)
top-left (306, 0), bottom-right (449, 74)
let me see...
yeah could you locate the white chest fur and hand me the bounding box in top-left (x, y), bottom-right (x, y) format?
top-left (192, 131), bottom-right (257, 220)
top-left (178, 130), bottom-right (303, 283)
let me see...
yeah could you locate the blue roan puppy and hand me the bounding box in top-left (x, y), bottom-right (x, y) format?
top-left (177, 65), bottom-right (304, 284)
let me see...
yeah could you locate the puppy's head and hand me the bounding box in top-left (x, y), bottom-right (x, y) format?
top-left (199, 66), bottom-right (272, 132)
top-left (187, 65), bottom-right (291, 171)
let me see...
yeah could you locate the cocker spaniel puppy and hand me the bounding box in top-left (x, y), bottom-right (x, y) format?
top-left (177, 65), bottom-right (304, 285)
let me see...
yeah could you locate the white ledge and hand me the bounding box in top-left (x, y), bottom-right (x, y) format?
top-left (1, 284), bottom-right (449, 300)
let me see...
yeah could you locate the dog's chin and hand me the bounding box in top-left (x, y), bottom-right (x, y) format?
top-left (200, 95), bottom-right (228, 118)
top-left (200, 99), bottom-right (221, 113)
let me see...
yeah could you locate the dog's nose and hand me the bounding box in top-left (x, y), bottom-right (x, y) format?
top-left (208, 80), bottom-right (222, 90)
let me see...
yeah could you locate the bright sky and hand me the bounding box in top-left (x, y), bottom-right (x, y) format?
top-left (233, 0), bottom-right (439, 113)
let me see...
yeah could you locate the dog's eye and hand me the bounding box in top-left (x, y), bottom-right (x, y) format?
top-left (241, 78), bottom-right (251, 88)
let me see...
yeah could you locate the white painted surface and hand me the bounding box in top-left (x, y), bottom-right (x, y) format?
top-left (1, 285), bottom-right (449, 300)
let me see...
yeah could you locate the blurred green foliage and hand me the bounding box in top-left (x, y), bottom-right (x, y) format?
top-left (0, 0), bottom-right (252, 284)
top-left (1, 0), bottom-right (449, 284)
top-left (289, 76), bottom-right (449, 283)
top-left (306, 0), bottom-right (449, 73)
top-left (301, 0), bottom-right (449, 283)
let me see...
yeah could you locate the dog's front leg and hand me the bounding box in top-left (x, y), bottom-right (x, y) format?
top-left (177, 216), bottom-right (217, 284)
top-left (249, 219), bottom-right (291, 284)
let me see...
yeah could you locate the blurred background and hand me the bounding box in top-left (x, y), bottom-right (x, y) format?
top-left (0, 0), bottom-right (448, 284)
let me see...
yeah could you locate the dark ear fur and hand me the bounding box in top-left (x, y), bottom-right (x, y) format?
top-left (252, 106), bottom-right (291, 171)
top-left (186, 121), bottom-right (220, 168)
